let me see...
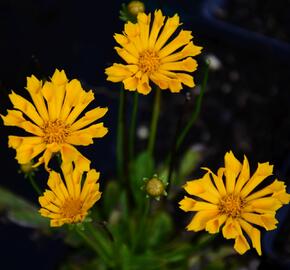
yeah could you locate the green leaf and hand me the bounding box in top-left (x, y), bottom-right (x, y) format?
top-left (147, 212), bottom-right (173, 248)
top-left (0, 186), bottom-right (49, 229)
top-left (130, 151), bottom-right (154, 205)
top-left (103, 181), bottom-right (120, 217)
top-left (177, 147), bottom-right (202, 185)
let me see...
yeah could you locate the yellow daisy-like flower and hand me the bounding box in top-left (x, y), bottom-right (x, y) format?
top-left (105, 9), bottom-right (202, 94)
top-left (1, 69), bottom-right (108, 171)
top-left (39, 163), bottom-right (101, 227)
top-left (179, 151), bottom-right (290, 255)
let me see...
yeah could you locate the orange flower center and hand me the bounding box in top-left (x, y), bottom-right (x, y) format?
top-left (218, 194), bottom-right (245, 218)
top-left (138, 50), bottom-right (160, 74)
top-left (42, 120), bottom-right (70, 144)
top-left (61, 198), bottom-right (83, 219)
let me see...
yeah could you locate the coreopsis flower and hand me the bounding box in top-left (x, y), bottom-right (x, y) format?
top-left (1, 69), bottom-right (108, 171)
top-left (179, 151), bottom-right (290, 255)
top-left (39, 163), bottom-right (101, 227)
top-left (105, 10), bottom-right (202, 94)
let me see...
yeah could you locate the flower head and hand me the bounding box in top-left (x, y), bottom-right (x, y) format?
top-left (39, 163), bottom-right (101, 227)
top-left (142, 174), bottom-right (168, 200)
top-left (1, 69), bottom-right (108, 171)
top-left (105, 10), bottom-right (202, 94)
top-left (179, 151), bottom-right (290, 255)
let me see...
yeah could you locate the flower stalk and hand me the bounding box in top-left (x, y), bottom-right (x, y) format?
top-left (175, 63), bottom-right (209, 151)
top-left (28, 173), bottom-right (42, 196)
top-left (117, 89), bottom-right (125, 181)
top-left (129, 91), bottom-right (139, 163)
top-left (147, 87), bottom-right (161, 158)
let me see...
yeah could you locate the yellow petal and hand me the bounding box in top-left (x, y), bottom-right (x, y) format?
top-left (51, 69), bottom-right (68, 85)
top-left (80, 169), bottom-right (100, 201)
top-left (239, 219), bottom-right (262, 255)
top-left (202, 167), bottom-right (227, 197)
top-left (159, 30), bottom-right (192, 58)
top-left (186, 210), bottom-right (219, 231)
top-left (154, 14), bottom-right (180, 51)
top-left (222, 218), bottom-right (242, 239)
top-left (26, 75), bottom-right (49, 121)
top-left (115, 47), bottom-right (138, 64)
top-left (67, 123), bottom-right (108, 146)
top-left (241, 212), bottom-right (277, 230)
top-left (183, 174), bottom-right (220, 204)
top-left (123, 76), bottom-right (138, 91)
top-left (205, 214), bottom-right (227, 234)
top-left (168, 79), bottom-right (182, 93)
top-left (160, 57), bottom-right (197, 72)
top-left (244, 197), bottom-right (282, 213)
top-left (175, 73), bottom-right (195, 88)
top-left (234, 155), bottom-right (250, 193)
top-left (148, 10), bottom-right (165, 48)
top-left (224, 151), bottom-right (242, 193)
top-left (241, 162), bottom-right (273, 197)
top-left (161, 42), bottom-right (202, 63)
top-left (137, 12), bottom-right (151, 48)
top-left (137, 74), bottom-right (151, 95)
top-left (65, 90), bottom-right (95, 125)
top-left (179, 196), bottom-right (196, 212)
top-left (70, 107), bottom-right (108, 131)
top-left (9, 91), bottom-right (43, 126)
top-left (105, 64), bottom-right (138, 82)
top-left (234, 234), bottom-right (250, 255)
top-left (60, 144), bottom-right (90, 171)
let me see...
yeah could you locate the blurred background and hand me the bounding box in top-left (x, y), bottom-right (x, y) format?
top-left (0, 0), bottom-right (290, 269)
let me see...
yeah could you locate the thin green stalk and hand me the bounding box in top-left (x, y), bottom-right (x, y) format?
top-left (117, 89), bottom-right (125, 181)
top-left (76, 226), bottom-right (113, 267)
top-left (175, 63), bottom-right (209, 151)
top-left (147, 87), bottom-right (161, 158)
top-left (28, 173), bottom-right (41, 195)
top-left (129, 91), bottom-right (139, 162)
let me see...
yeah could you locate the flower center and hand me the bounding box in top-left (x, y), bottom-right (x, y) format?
top-left (42, 120), bottom-right (70, 144)
top-left (61, 198), bottom-right (83, 219)
top-left (218, 194), bottom-right (245, 218)
top-left (138, 50), bottom-right (160, 74)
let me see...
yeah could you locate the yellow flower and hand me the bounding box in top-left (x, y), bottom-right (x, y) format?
top-left (39, 163), bottom-right (101, 227)
top-left (105, 10), bottom-right (202, 94)
top-left (1, 69), bottom-right (108, 171)
top-left (179, 151), bottom-right (290, 255)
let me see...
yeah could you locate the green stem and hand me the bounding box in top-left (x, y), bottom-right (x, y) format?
top-left (175, 63), bottom-right (209, 151)
top-left (129, 91), bottom-right (139, 163)
top-left (28, 173), bottom-right (41, 195)
top-left (117, 89), bottom-right (125, 182)
top-left (76, 226), bottom-right (113, 267)
top-left (147, 87), bottom-right (161, 158)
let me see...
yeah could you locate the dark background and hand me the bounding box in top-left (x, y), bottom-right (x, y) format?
top-left (1, 0), bottom-right (290, 269)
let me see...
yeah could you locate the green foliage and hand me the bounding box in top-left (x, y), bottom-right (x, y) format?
top-left (0, 186), bottom-right (49, 229)
top-left (130, 151), bottom-right (154, 205)
top-left (146, 212), bottom-right (173, 248)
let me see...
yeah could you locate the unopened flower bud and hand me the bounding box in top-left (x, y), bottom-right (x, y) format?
top-left (18, 161), bottom-right (37, 177)
top-left (128, 1), bottom-right (145, 16)
top-left (143, 175), bottom-right (167, 200)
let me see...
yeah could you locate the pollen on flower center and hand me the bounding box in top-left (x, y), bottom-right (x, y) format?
top-left (138, 50), bottom-right (160, 74)
top-left (61, 198), bottom-right (83, 219)
top-left (42, 120), bottom-right (70, 144)
top-left (218, 194), bottom-right (245, 218)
